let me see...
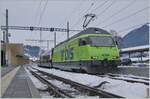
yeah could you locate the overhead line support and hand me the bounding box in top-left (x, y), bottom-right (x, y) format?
top-left (1, 26), bottom-right (81, 32)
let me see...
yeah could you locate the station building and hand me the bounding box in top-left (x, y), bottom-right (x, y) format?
top-left (1, 42), bottom-right (29, 66)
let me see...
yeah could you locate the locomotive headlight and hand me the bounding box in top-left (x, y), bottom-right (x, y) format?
top-left (112, 56), bottom-right (119, 59)
top-left (91, 56), bottom-right (98, 59)
top-left (115, 56), bottom-right (119, 59)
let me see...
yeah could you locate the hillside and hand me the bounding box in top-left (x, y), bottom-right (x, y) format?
top-left (122, 24), bottom-right (149, 48)
top-left (24, 45), bottom-right (45, 61)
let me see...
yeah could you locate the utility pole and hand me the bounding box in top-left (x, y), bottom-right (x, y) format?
top-left (54, 32), bottom-right (56, 47)
top-left (3, 31), bottom-right (6, 66)
top-left (6, 9), bottom-right (9, 43)
top-left (47, 41), bottom-right (49, 49)
top-left (3, 31), bottom-right (6, 42)
top-left (67, 21), bottom-right (69, 39)
top-left (3, 9), bottom-right (9, 66)
top-left (39, 28), bottom-right (42, 47)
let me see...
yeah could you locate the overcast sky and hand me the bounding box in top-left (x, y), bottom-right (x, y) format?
top-left (0, 0), bottom-right (149, 50)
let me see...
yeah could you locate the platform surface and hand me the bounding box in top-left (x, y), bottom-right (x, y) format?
top-left (2, 66), bottom-right (40, 98)
top-left (1, 66), bottom-right (15, 77)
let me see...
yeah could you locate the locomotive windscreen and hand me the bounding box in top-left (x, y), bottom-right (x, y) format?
top-left (90, 36), bottom-right (115, 47)
top-left (79, 36), bottom-right (116, 47)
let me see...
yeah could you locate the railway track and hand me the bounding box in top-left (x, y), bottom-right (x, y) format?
top-left (98, 73), bottom-right (149, 85)
top-left (27, 66), bottom-right (124, 98)
top-left (32, 65), bottom-right (149, 85)
top-left (28, 69), bottom-right (74, 98)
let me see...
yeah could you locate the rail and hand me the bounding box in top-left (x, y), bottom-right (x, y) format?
top-left (29, 67), bottom-right (124, 98)
top-left (98, 73), bottom-right (149, 85)
top-left (27, 67), bottom-right (74, 98)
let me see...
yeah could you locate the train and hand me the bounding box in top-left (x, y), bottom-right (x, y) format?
top-left (39, 27), bottom-right (120, 73)
top-left (38, 50), bottom-right (52, 68)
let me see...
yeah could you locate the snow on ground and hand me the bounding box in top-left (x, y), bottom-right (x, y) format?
top-left (31, 65), bottom-right (148, 98)
top-left (112, 76), bottom-right (149, 83)
top-left (24, 67), bottom-right (48, 90)
top-left (107, 73), bottom-right (149, 80)
top-left (102, 81), bottom-right (147, 98)
top-left (48, 79), bottom-right (75, 91)
top-left (24, 66), bottom-right (54, 98)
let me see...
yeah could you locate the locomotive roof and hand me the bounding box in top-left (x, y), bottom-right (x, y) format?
top-left (78, 27), bottom-right (110, 35)
top-left (55, 27), bottom-right (110, 48)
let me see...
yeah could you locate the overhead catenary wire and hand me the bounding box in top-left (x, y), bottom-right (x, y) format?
top-left (90, 0), bottom-right (109, 13)
top-left (62, 0), bottom-right (85, 26)
top-left (96, 0), bottom-right (116, 17)
top-left (85, 0), bottom-right (115, 28)
top-left (95, 0), bottom-right (136, 26)
top-left (36, 0), bottom-right (49, 51)
top-left (101, 7), bottom-right (149, 28)
top-left (83, 2), bottom-right (94, 14)
top-left (71, 2), bottom-right (95, 29)
top-left (37, 0), bottom-right (49, 26)
top-left (35, 0), bottom-right (43, 25)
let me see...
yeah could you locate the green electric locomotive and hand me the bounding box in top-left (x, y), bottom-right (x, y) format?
top-left (52, 27), bottom-right (120, 73)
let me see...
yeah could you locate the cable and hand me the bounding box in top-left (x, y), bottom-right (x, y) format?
top-left (90, 0), bottom-right (109, 13)
top-left (84, 2), bottom-right (95, 14)
top-left (35, 0), bottom-right (43, 25)
top-left (96, 0), bottom-right (136, 26)
top-left (97, 0), bottom-right (116, 17)
top-left (101, 7), bottom-right (148, 28)
top-left (86, 0), bottom-right (115, 28)
top-left (118, 22), bottom-right (149, 33)
top-left (38, 0), bottom-right (49, 26)
top-left (61, 0), bottom-right (85, 26)
top-left (71, 2), bottom-right (95, 28)
top-left (37, 0), bottom-right (49, 50)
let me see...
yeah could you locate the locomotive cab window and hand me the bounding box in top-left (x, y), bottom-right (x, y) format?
top-left (79, 36), bottom-right (115, 47)
top-left (79, 37), bottom-right (90, 46)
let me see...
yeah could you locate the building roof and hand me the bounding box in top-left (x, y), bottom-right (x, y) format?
top-left (120, 45), bottom-right (149, 53)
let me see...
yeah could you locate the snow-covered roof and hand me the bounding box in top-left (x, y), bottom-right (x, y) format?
top-left (120, 45), bottom-right (149, 53)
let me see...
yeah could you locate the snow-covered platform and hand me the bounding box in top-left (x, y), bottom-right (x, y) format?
top-left (1, 66), bottom-right (40, 98)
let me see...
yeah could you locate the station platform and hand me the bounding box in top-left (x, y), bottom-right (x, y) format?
top-left (1, 66), bottom-right (40, 98)
top-left (1, 66), bottom-right (15, 77)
